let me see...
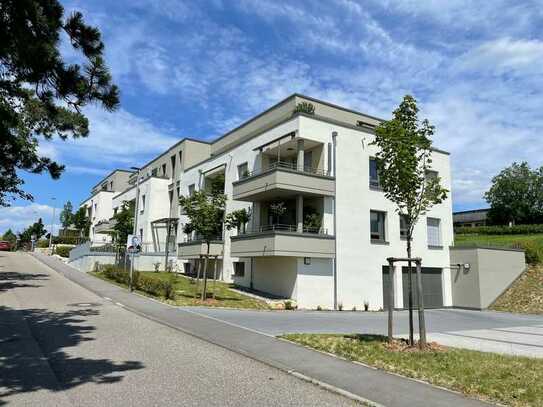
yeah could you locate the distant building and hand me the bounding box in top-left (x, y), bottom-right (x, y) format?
top-left (453, 208), bottom-right (489, 228)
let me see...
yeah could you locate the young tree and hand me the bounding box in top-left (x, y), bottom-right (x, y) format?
top-left (179, 190), bottom-right (226, 300)
top-left (112, 201), bottom-right (134, 247)
top-left (0, 1), bottom-right (119, 206)
top-left (72, 207), bottom-right (90, 237)
top-left (372, 95), bottom-right (448, 348)
top-left (224, 208), bottom-right (251, 234)
top-left (484, 162), bottom-right (543, 225)
top-left (59, 201), bottom-right (74, 229)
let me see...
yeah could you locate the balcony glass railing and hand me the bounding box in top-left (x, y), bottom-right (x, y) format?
top-left (241, 223), bottom-right (329, 235)
top-left (240, 161), bottom-right (330, 180)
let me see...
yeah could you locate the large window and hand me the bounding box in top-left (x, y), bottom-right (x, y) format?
top-left (233, 262), bottom-right (245, 277)
top-left (188, 184), bottom-right (195, 196)
top-left (427, 217), bottom-right (442, 247)
top-left (141, 195), bottom-right (146, 213)
top-left (399, 214), bottom-right (408, 239)
top-left (238, 162), bottom-right (249, 180)
top-left (370, 210), bottom-right (386, 241)
top-left (369, 158), bottom-right (380, 188)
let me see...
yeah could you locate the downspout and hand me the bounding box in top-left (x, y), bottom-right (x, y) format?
top-left (332, 131), bottom-right (338, 310)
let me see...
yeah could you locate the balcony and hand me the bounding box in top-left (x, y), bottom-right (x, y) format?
top-left (178, 239), bottom-right (224, 259)
top-left (232, 161), bottom-right (334, 202)
top-left (94, 218), bottom-right (117, 234)
top-left (230, 224), bottom-right (335, 258)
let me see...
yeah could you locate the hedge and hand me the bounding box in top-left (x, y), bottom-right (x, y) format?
top-left (54, 245), bottom-right (74, 258)
top-left (101, 265), bottom-right (175, 299)
top-left (455, 224), bottom-right (543, 236)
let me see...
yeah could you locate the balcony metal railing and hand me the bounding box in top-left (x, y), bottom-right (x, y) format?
top-left (241, 223), bottom-right (329, 235)
top-left (240, 161), bottom-right (330, 180)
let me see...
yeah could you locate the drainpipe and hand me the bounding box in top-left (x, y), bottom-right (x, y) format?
top-left (332, 131), bottom-right (338, 310)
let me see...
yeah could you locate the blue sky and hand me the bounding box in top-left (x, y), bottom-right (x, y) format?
top-left (2, 0), bottom-right (543, 234)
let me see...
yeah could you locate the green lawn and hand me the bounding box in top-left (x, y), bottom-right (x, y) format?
top-left (92, 270), bottom-right (270, 310)
top-left (455, 233), bottom-right (543, 247)
top-left (282, 334), bottom-right (543, 407)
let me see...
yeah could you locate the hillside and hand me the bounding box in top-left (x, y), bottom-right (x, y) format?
top-left (491, 265), bottom-right (543, 314)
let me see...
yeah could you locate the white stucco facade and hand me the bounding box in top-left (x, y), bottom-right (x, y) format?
top-left (78, 94), bottom-right (454, 310)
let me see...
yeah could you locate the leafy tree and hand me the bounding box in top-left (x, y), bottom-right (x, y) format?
top-left (484, 162), bottom-right (543, 225)
top-left (112, 201), bottom-right (134, 247)
top-left (72, 206), bottom-right (90, 236)
top-left (0, 1), bottom-right (119, 206)
top-left (59, 201), bottom-right (74, 228)
top-left (372, 95), bottom-right (448, 348)
top-left (225, 208), bottom-right (251, 234)
top-left (20, 218), bottom-right (47, 243)
top-left (1, 228), bottom-right (16, 244)
top-left (179, 190), bottom-right (226, 300)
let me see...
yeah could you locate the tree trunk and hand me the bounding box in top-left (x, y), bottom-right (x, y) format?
top-left (212, 256), bottom-right (218, 299)
top-left (407, 238), bottom-right (414, 346)
top-left (415, 260), bottom-right (427, 348)
top-left (194, 256), bottom-right (202, 299)
top-left (387, 259), bottom-right (394, 342)
top-left (201, 243), bottom-right (210, 301)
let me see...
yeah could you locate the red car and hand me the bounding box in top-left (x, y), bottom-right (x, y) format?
top-left (0, 241), bottom-right (11, 251)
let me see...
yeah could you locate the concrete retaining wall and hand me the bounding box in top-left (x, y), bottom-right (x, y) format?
top-left (450, 246), bottom-right (526, 309)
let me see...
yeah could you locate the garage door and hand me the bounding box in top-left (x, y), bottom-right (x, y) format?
top-left (382, 266), bottom-right (443, 309)
top-left (402, 267), bottom-right (443, 309)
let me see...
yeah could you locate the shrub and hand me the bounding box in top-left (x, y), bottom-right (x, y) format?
top-left (284, 300), bottom-right (293, 310)
top-left (455, 224), bottom-right (543, 236)
top-left (338, 302), bottom-right (343, 311)
top-left (512, 240), bottom-right (543, 264)
top-left (137, 274), bottom-right (174, 299)
top-left (54, 245), bottom-right (73, 258)
top-left (316, 305), bottom-right (322, 311)
top-left (37, 239), bottom-right (49, 248)
top-left (293, 101), bottom-right (315, 115)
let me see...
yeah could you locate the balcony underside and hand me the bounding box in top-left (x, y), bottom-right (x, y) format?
top-left (232, 168), bottom-right (334, 202)
top-left (94, 219), bottom-right (117, 234)
top-left (178, 240), bottom-right (224, 259)
top-left (230, 231), bottom-right (335, 258)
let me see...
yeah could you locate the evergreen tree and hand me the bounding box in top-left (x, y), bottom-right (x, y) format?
top-left (1, 1), bottom-right (119, 206)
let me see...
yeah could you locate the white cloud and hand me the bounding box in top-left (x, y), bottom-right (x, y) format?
top-left (49, 106), bottom-right (179, 166)
top-left (456, 37), bottom-right (543, 76)
top-left (0, 203), bottom-right (56, 235)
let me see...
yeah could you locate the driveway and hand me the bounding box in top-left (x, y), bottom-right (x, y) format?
top-left (184, 306), bottom-right (543, 357)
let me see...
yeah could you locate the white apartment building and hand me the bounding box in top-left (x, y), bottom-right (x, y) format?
top-left (79, 94), bottom-right (454, 310)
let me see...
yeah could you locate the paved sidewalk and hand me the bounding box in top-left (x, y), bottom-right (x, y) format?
top-left (33, 253), bottom-right (492, 407)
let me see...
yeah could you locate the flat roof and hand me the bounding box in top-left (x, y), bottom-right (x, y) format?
top-left (91, 169), bottom-right (134, 190)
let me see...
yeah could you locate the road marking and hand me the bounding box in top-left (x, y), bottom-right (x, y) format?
top-left (103, 297), bottom-right (112, 301)
top-left (115, 302), bottom-right (125, 307)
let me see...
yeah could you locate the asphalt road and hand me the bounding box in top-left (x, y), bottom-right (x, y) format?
top-left (0, 252), bottom-right (355, 407)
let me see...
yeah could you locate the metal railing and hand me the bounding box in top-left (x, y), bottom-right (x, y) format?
top-left (242, 223), bottom-right (329, 235)
top-left (240, 161), bottom-right (330, 180)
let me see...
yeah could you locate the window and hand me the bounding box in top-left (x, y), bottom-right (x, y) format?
top-left (425, 170), bottom-right (438, 182)
top-left (237, 162), bottom-right (249, 179)
top-left (170, 155), bottom-right (176, 175)
top-left (399, 215), bottom-right (408, 239)
top-left (179, 151), bottom-right (183, 169)
top-left (162, 163), bottom-right (167, 176)
top-left (139, 228), bottom-right (143, 240)
top-left (101, 182), bottom-right (107, 191)
top-left (370, 210), bottom-right (386, 241)
top-left (427, 218), bottom-right (442, 247)
top-left (369, 158), bottom-right (380, 188)
top-left (151, 168), bottom-right (158, 176)
top-left (110, 181), bottom-right (113, 190)
top-left (234, 262), bottom-right (245, 277)
top-left (188, 184), bottom-right (195, 196)
top-left (141, 195), bottom-right (146, 213)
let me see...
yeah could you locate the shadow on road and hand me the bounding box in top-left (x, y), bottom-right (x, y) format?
top-left (0, 305), bottom-right (144, 402)
top-left (0, 271), bottom-right (48, 292)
